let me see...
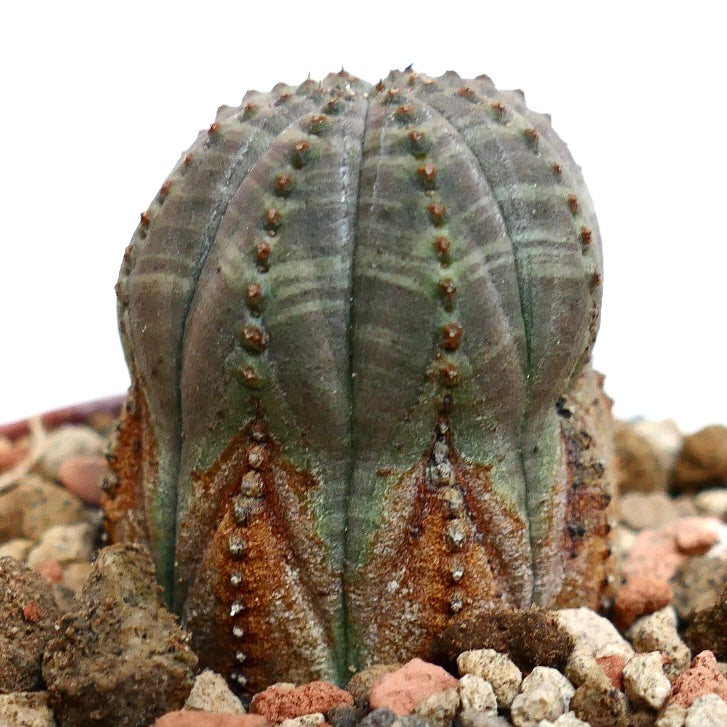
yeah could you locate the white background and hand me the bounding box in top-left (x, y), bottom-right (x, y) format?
top-left (1, 1), bottom-right (725, 431)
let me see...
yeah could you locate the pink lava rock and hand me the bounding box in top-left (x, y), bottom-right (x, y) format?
top-left (672, 517), bottom-right (720, 555)
top-left (36, 559), bottom-right (63, 584)
top-left (153, 713), bottom-right (270, 727)
top-left (622, 529), bottom-right (684, 583)
top-left (622, 517), bottom-right (722, 583)
top-left (56, 454), bottom-right (107, 505)
top-left (595, 654), bottom-right (626, 690)
top-left (368, 658), bottom-right (459, 715)
top-left (669, 650), bottom-right (727, 708)
top-left (613, 576), bottom-right (674, 631)
top-left (249, 681), bottom-right (352, 722)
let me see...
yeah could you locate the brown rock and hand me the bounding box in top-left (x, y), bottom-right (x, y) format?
top-left (0, 556), bottom-right (61, 692)
top-left (613, 422), bottom-right (668, 494)
top-left (346, 664), bottom-right (400, 709)
top-left (250, 682), bottom-right (353, 722)
top-left (673, 425), bottom-right (727, 491)
top-left (625, 711), bottom-right (657, 726)
top-left (613, 577), bottom-right (673, 631)
top-left (0, 474), bottom-right (89, 541)
top-left (671, 555), bottom-right (727, 622)
top-left (326, 703), bottom-right (363, 727)
top-left (42, 543), bottom-right (197, 727)
top-left (153, 713), bottom-right (270, 727)
top-left (431, 606), bottom-right (574, 673)
top-left (683, 581), bottom-right (727, 661)
top-left (669, 650), bottom-right (727, 708)
top-left (367, 658), bottom-right (458, 716)
top-left (570, 678), bottom-right (628, 727)
top-left (618, 492), bottom-right (681, 531)
top-left (57, 454), bottom-right (107, 505)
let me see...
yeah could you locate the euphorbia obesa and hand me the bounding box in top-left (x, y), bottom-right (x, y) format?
top-left (104, 69), bottom-right (614, 693)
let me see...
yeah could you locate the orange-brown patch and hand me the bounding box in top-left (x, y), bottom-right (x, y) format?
top-left (348, 429), bottom-right (531, 668)
top-left (179, 420), bottom-right (340, 694)
top-left (102, 384), bottom-right (154, 548)
top-left (553, 369), bottom-right (616, 610)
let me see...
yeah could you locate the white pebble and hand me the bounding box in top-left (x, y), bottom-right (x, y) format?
top-left (655, 701), bottom-right (687, 727)
top-left (632, 419), bottom-right (682, 471)
top-left (537, 712), bottom-right (591, 727)
top-left (458, 673), bottom-right (497, 715)
top-left (685, 693), bottom-right (727, 726)
top-left (184, 668), bottom-right (245, 713)
top-left (556, 607), bottom-right (634, 660)
top-left (694, 488), bottom-right (727, 519)
top-left (457, 649), bottom-right (522, 709)
top-left (36, 426), bottom-right (105, 480)
top-left (0, 537), bottom-right (34, 561)
top-left (413, 687), bottom-right (459, 727)
top-left (623, 652), bottom-right (671, 710)
top-left (457, 712), bottom-right (511, 727)
top-left (520, 667), bottom-right (574, 712)
top-left (278, 713), bottom-right (325, 727)
top-left (706, 521), bottom-right (727, 558)
top-left (511, 684), bottom-right (563, 727)
top-left (565, 649), bottom-right (611, 689)
top-left (626, 607), bottom-right (691, 677)
top-left (27, 522), bottom-right (95, 569)
top-left (0, 692), bottom-right (55, 727)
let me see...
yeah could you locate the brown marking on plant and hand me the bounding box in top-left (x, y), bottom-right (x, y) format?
top-left (438, 278), bottom-right (457, 310)
top-left (241, 326), bottom-right (269, 353)
top-left (291, 140), bottom-right (311, 168)
top-left (179, 420), bottom-right (340, 694)
top-left (103, 384), bottom-right (155, 548)
top-left (441, 322), bottom-right (464, 351)
top-left (246, 282), bottom-right (264, 308)
top-left (417, 163), bottom-right (437, 189)
top-left (263, 208), bottom-right (281, 231)
top-left (427, 202), bottom-right (447, 226)
top-left (273, 173), bottom-right (294, 196)
top-left (349, 441), bottom-right (531, 666)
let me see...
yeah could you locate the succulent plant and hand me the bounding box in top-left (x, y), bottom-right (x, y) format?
top-left (104, 69), bottom-right (615, 693)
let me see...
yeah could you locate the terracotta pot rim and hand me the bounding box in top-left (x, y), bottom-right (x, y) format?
top-left (0, 394), bottom-right (125, 441)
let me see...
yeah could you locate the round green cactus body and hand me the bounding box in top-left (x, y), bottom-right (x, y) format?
top-left (105, 69), bottom-right (613, 693)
